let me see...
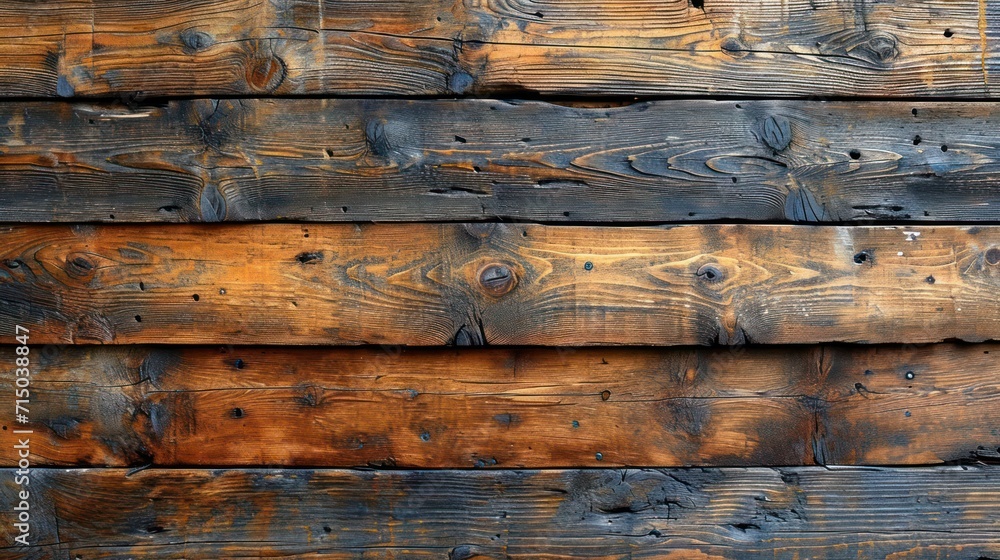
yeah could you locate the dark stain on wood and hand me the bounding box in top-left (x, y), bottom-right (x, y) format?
top-left (1, 100), bottom-right (1000, 223)
top-left (4, 466), bottom-right (999, 557)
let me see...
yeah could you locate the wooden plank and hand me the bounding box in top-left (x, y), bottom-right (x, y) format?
top-left (3, 466), bottom-right (1000, 557)
top-left (2, 0), bottom-right (999, 97)
top-left (3, 99), bottom-right (1000, 223)
top-left (3, 224), bottom-right (1000, 346)
top-left (3, 344), bottom-right (999, 468)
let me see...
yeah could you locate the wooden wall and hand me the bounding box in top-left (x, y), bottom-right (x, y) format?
top-left (1, 1), bottom-right (999, 558)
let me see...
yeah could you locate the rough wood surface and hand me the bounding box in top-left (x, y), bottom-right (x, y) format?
top-left (3, 223), bottom-right (1000, 346)
top-left (3, 99), bottom-right (1000, 223)
top-left (3, 344), bottom-right (999, 468)
top-left (1, 0), bottom-right (998, 97)
top-left (3, 466), bottom-right (1000, 558)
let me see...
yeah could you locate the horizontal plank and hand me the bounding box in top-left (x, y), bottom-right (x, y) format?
top-left (3, 466), bottom-right (1000, 558)
top-left (3, 99), bottom-right (1000, 223)
top-left (4, 344), bottom-right (1000, 467)
top-left (3, 224), bottom-right (1000, 346)
top-left (1, 0), bottom-right (999, 97)
top-left (3, 223), bottom-right (1000, 346)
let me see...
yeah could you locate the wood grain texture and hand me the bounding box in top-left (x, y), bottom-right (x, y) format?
top-left (1, 0), bottom-right (998, 97)
top-left (3, 466), bottom-right (1000, 558)
top-left (4, 343), bottom-right (1000, 468)
top-left (3, 99), bottom-right (1000, 223)
top-left (3, 223), bottom-right (1000, 346)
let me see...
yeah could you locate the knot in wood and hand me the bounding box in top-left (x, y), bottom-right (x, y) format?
top-left (245, 52), bottom-right (286, 93)
top-left (986, 248), bottom-right (1000, 266)
top-left (761, 115), bottom-right (792, 152)
top-left (861, 33), bottom-right (899, 63)
top-left (448, 71), bottom-right (474, 94)
top-left (364, 120), bottom-right (392, 158)
top-left (179, 29), bottom-right (214, 53)
top-left (720, 36), bottom-right (749, 58)
top-left (65, 253), bottom-right (96, 278)
top-left (479, 263), bottom-right (517, 296)
top-left (696, 263), bottom-right (725, 283)
top-left (200, 184), bottom-right (227, 222)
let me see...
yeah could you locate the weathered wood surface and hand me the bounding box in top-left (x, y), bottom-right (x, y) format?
top-left (4, 344), bottom-right (999, 468)
top-left (3, 466), bottom-right (1000, 558)
top-left (3, 99), bottom-right (1000, 223)
top-left (1, 0), bottom-right (998, 98)
top-left (3, 224), bottom-right (1000, 346)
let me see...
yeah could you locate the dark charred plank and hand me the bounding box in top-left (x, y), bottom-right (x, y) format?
top-left (2, 344), bottom-right (999, 468)
top-left (3, 466), bottom-right (1000, 558)
top-left (0, 0), bottom-right (998, 97)
top-left (3, 224), bottom-right (1000, 346)
top-left (2, 100), bottom-right (1000, 223)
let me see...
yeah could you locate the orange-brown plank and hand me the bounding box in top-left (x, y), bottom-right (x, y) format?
top-left (1, 0), bottom-right (998, 97)
top-left (0, 99), bottom-right (999, 223)
top-left (4, 467), bottom-right (1000, 558)
top-left (2, 344), bottom-right (998, 467)
top-left (3, 224), bottom-right (1000, 346)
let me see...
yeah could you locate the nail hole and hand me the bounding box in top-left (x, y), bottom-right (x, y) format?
top-left (192, 294), bottom-right (200, 301)
top-left (911, 108), bottom-right (918, 116)
top-left (234, 358), bottom-right (245, 369)
top-left (323, 526), bottom-right (332, 533)
top-left (849, 150), bottom-right (861, 160)
top-left (943, 29), bottom-right (953, 37)
top-left (139, 281), bottom-right (145, 291)
top-left (454, 135), bottom-right (467, 143)
top-left (231, 407), bottom-right (244, 418)
top-left (853, 251), bottom-right (871, 264)
top-left (913, 135), bottom-right (921, 145)
top-left (134, 315), bottom-right (142, 322)
top-left (925, 276), bottom-right (935, 284)
top-left (941, 145), bottom-right (948, 152)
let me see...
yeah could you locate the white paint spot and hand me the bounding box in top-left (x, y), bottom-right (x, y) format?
top-left (903, 231), bottom-right (921, 241)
